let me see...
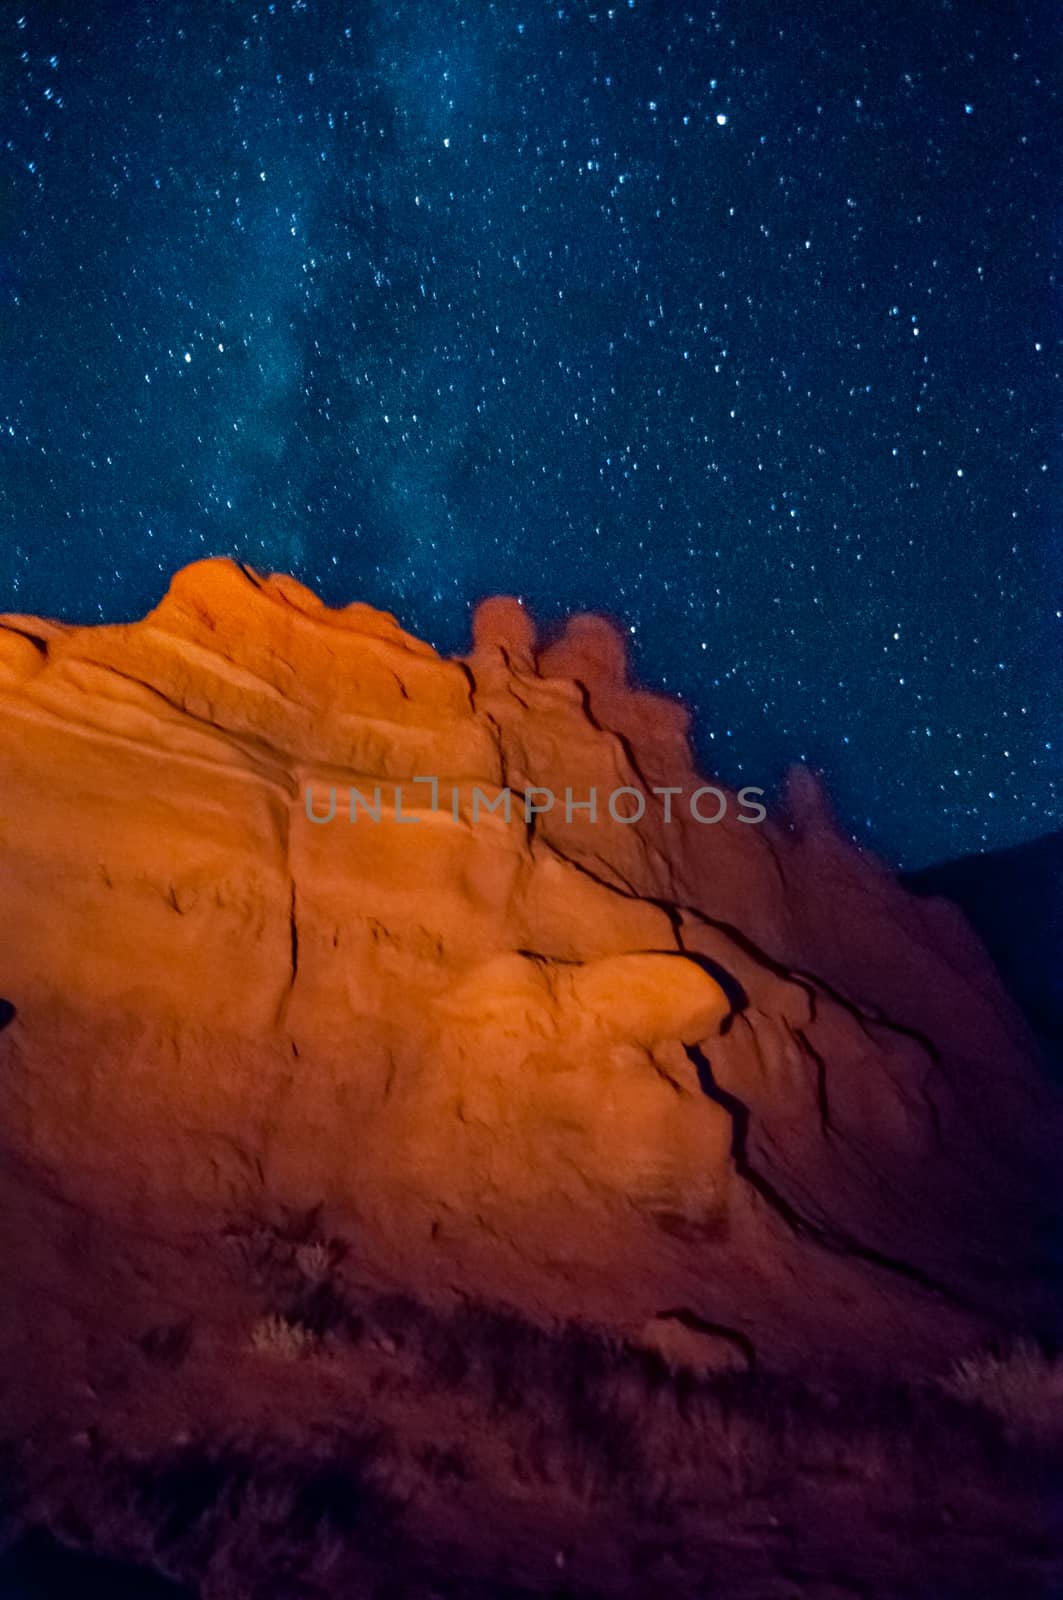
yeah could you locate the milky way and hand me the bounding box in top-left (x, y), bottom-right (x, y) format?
top-left (3, 0), bottom-right (1059, 866)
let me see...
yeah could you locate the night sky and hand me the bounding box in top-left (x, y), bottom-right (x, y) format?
top-left (3, 0), bottom-right (1059, 869)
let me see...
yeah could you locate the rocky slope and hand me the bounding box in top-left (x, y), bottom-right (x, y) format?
top-left (0, 556), bottom-right (1060, 1389)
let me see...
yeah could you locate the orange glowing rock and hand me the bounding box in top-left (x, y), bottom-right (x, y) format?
top-left (0, 558), bottom-right (1059, 1372)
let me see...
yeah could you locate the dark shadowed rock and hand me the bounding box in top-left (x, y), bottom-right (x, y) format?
top-left (905, 830), bottom-right (1063, 1077)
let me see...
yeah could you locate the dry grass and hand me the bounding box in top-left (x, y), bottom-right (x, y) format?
top-left (6, 1309), bottom-right (1063, 1599)
top-left (248, 1314), bottom-right (319, 1361)
top-left (40, 1212), bottom-right (1048, 1594)
top-left (294, 1241), bottom-right (333, 1284)
top-left (7, 1432), bottom-right (400, 1600)
top-left (942, 1340), bottom-right (1063, 1437)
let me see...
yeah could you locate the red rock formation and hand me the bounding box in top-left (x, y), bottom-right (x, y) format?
top-left (0, 558), bottom-right (1059, 1380)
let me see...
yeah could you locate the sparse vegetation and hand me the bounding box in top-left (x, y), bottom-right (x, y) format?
top-left (249, 1313), bottom-right (319, 1361)
top-left (6, 1310), bottom-right (1063, 1598)
top-left (13, 1210), bottom-right (1059, 1595)
top-left (294, 1240), bottom-right (333, 1283)
top-left (5, 1433), bottom-right (400, 1600)
top-left (942, 1339), bottom-right (1063, 1437)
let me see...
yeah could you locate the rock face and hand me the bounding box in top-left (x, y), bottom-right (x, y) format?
top-left (0, 558), bottom-right (1060, 1374)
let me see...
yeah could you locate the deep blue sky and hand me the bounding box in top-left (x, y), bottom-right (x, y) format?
top-left (2, 0), bottom-right (1059, 868)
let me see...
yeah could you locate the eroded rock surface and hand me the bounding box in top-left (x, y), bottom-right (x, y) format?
top-left (0, 558), bottom-right (1060, 1375)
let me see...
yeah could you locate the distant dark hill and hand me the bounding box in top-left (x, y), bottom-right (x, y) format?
top-left (905, 829), bottom-right (1063, 1074)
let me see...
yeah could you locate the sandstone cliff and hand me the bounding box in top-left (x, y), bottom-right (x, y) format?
top-left (0, 558), bottom-right (1059, 1379)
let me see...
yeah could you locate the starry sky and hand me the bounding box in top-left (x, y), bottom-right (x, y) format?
top-left (2, 0), bottom-right (1059, 869)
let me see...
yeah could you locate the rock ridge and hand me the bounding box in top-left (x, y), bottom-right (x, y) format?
top-left (0, 557), bottom-right (1060, 1373)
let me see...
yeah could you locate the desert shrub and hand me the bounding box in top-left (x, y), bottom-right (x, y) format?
top-left (294, 1241), bottom-right (332, 1284)
top-left (248, 1315), bottom-right (318, 1361)
top-left (19, 1434), bottom-right (400, 1599)
top-left (942, 1340), bottom-right (1063, 1437)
